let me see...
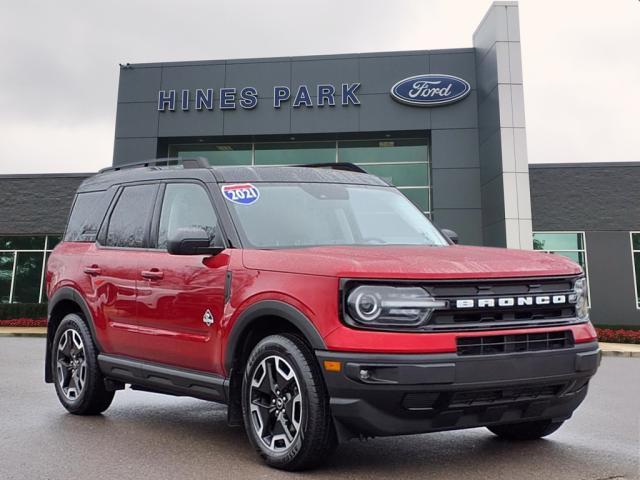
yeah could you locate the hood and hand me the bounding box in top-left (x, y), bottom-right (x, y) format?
top-left (241, 245), bottom-right (582, 279)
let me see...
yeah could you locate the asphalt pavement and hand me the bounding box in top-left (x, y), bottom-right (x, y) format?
top-left (0, 337), bottom-right (638, 480)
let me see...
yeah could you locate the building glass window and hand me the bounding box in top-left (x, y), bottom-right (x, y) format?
top-left (631, 232), bottom-right (640, 309)
top-left (533, 231), bottom-right (589, 305)
top-left (168, 137), bottom-right (431, 215)
top-left (0, 235), bottom-right (60, 303)
top-left (169, 144), bottom-right (252, 166)
top-left (532, 232), bottom-right (587, 269)
top-left (255, 141), bottom-right (335, 165)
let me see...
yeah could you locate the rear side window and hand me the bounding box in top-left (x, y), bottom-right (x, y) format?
top-left (65, 191), bottom-right (108, 242)
top-left (104, 184), bottom-right (157, 248)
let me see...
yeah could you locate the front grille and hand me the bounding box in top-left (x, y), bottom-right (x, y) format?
top-left (424, 276), bottom-right (579, 331)
top-left (457, 330), bottom-right (574, 356)
top-left (448, 384), bottom-right (562, 408)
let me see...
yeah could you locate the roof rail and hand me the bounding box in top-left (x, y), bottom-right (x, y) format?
top-left (98, 157), bottom-right (209, 173)
top-left (293, 162), bottom-right (368, 174)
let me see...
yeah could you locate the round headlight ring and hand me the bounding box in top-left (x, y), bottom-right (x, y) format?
top-left (354, 291), bottom-right (381, 322)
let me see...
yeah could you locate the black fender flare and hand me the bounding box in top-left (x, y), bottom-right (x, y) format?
top-left (223, 300), bottom-right (326, 373)
top-left (45, 287), bottom-right (100, 382)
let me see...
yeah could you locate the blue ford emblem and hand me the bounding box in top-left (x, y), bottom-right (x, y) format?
top-left (390, 74), bottom-right (471, 106)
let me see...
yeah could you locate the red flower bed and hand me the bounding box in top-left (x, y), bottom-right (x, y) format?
top-left (596, 328), bottom-right (640, 344)
top-left (0, 318), bottom-right (47, 327)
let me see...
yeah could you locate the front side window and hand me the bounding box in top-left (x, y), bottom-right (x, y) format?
top-left (105, 184), bottom-right (157, 248)
top-left (223, 183), bottom-right (447, 249)
top-left (632, 232), bottom-right (640, 308)
top-left (157, 183), bottom-right (218, 249)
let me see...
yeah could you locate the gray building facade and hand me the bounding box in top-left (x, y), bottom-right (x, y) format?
top-left (113, 1), bottom-right (531, 250)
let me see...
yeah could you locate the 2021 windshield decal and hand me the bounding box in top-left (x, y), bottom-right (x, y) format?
top-left (222, 183), bottom-right (260, 205)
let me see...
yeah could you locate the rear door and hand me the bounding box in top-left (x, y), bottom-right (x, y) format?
top-left (83, 183), bottom-right (159, 356)
top-left (134, 181), bottom-right (229, 373)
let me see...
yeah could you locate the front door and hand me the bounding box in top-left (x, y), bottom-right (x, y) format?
top-left (134, 182), bottom-right (229, 373)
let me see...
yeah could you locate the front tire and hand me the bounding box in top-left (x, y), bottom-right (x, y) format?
top-left (52, 313), bottom-right (115, 415)
top-left (241, 334), bottom-right (336, 471)
top-left (487, 419), bottom-right (565, 440)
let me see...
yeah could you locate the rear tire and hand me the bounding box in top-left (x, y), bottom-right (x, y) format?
top-left (52, 313), bottom-right (115, 415)
top-left (241, 334), bottom-right (336, 471)
top-left (487, 419), bottom-right (564, 440)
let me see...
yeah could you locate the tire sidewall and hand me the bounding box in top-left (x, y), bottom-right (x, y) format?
top-left (52, 314), bottom-right (97, 412)
top-left (241, 336), bottom-right (315, 466)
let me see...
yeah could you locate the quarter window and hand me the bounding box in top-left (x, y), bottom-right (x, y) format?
top-left (157, 183), bottom-right (218, 249)
top-left (65, 191), bottom-right (108, 242)
top-left (105, 184), bottom-right (157, 248)
top-left (631, 232), bottom-right (640, 308)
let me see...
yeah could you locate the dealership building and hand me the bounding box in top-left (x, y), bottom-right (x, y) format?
top-left (0, 1), bottom-right (638, 327)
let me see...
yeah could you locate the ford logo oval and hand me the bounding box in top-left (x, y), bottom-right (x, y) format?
top-left (390, 74), bottom-right (471, 107)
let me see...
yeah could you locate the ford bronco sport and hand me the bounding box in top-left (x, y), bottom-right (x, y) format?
top-left (45, 158), bottom-right (600, 470)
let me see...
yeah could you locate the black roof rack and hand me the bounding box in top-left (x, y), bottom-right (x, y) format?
top-left (98, 157), bottom-right (209, 173)
top-left (293, 162), bottom-right (367, 174)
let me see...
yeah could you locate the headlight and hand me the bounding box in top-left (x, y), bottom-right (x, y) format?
top-left (571, 277), bottom-right (589, 321)
top-left (346, 285), bottom-right (447, 328)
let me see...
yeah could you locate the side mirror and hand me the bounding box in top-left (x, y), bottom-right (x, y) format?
top-left (441, 228), bottom-right (459, 245)
top-left (167, 227), bottom-right (224, 255)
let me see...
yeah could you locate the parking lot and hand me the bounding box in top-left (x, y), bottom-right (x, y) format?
top-left (0, 337), bottom-right (638, 480)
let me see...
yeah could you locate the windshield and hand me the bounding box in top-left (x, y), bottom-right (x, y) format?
top-left (222, 183), bottom-right (448, 249)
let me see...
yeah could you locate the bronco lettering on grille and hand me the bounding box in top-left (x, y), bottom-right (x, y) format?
top-left (455, 295), bottom-right (570, 309)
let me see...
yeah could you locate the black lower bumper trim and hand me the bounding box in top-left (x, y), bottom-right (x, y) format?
top-left (316, 342), bottom-right (600, 439)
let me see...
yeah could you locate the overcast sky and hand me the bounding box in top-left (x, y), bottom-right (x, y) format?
top-left (0, 0), bottom-right (638, 174)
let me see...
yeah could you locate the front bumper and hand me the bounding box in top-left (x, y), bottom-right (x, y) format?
top-left (316, 341), bottom-right (600, 440)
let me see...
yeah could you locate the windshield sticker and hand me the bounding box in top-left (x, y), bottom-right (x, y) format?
top-left (221, 183), bottom-right (260, 205)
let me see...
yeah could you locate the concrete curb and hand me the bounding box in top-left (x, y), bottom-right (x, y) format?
top-left (601, 350), bottom-right (640, 358)
top-left (599, 342), bottom-right (640, 358)
top-left (0, 327), bottom-right (47, 338)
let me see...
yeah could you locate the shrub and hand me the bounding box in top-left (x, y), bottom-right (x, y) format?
top-left (0, 303), bottom-right (48, 320)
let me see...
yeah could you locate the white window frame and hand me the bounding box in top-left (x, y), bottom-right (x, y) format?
top-left (532, 231), bottom-right (590, 307)
top-left (630, 232), bottom-right (640, 310)
top-left (0, 235), bottom-right (58, 304)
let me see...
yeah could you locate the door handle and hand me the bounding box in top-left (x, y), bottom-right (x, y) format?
top-left (83, 265), bottom-right (101, 276)
top-left (141, 269), bottom-right (164, 280)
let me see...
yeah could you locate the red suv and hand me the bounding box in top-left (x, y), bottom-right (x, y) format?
top-left (45, 158), bottom-right (600, 470)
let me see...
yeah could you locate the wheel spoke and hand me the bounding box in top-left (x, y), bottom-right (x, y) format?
top-left (265, 359), bottom-right (278, 395)
top-left (58, 331), bottom-right (72, 358)
top-left (279, 416), bottom-right (294, 443)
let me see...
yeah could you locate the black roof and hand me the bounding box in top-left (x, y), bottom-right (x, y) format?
top-left (78, 164), bottom-right (387, 193)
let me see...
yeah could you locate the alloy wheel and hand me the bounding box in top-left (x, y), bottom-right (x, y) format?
top-left (249, 355), bottom-right (303, 452)
top-left (56, 329), bottom-right (87, 401)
